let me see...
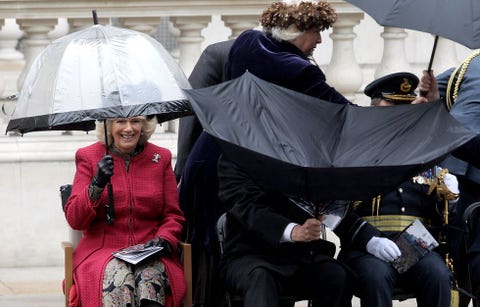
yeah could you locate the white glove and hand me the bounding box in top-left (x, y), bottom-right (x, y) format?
top-left (443, 173), bottom-right (459, 195)
top-left (366, 236), bottom-right (402, 262)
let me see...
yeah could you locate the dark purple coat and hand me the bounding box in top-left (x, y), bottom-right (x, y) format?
top-left (225, 29), bottom-right (352, 105)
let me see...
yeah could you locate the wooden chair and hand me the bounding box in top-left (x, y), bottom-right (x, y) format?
top-left (60, 184), bottom-right (192, 307)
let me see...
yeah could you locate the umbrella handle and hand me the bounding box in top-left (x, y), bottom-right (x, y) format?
top-left (92, 10), bottom-right (99, 25)
top-left (420, 35), bottom-right (439, 97)
top-left (105, 182), bottom-right (114, 224)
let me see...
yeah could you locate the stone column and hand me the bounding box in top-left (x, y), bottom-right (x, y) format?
top-left (325, 12), bottom-right (364, 102)
top-left (375, 27), bottom-right (411, 78)
top-left (221, 15), bottom-right (259, 39)
top-left (15, 18), bottom-right (58, 90)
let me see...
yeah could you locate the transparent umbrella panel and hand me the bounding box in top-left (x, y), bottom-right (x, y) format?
top-left (7, 24), bottom-right (192, 134)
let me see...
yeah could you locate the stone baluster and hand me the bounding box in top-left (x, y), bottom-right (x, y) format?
top-left (375, 27), bottom-right (411, 78)
top-left (67, 17), bottom-right (110, 33)
top-left (48, 18), bottom-right (69, 40)
top-left (0, 19), bottom-right (23, 62)
top-left (15, 19), bottom-right (58, 91)
top-left (432, 37), bottom-right (460, 73)
top-left (0, 18), bottom-right (24, 98)
top-left (221, 15), bottom-right (259, 39)
top-left (117, 17), bottom-right (160, 36)
top-left (168, 16), bottom-right (210, 133)
top-left (170, 16), bottom-right (210, 76)
top-left (169, 16), bottom-right (209, 76)
top-left (324, 12), bottom-right (364, 102)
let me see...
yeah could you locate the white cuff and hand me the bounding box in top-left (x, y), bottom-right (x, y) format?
top-left (280, 222), bottom-right (298, 243)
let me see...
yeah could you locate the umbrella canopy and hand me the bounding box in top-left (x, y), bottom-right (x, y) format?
top-left (345, 0), bottom-right (480, 50)
top-left (345, 0), bottom-right (480, 72)
top-left (6, 24), bottom-right (192, 134)
top-left (184, 72), bottom-right (476, 201)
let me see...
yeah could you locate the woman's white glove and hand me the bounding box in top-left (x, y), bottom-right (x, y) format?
top-left (366, 236), bottom-right (402, 262)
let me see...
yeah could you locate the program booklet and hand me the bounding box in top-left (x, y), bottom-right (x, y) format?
top-left (113, 244), bottom-right (164, 265)
top-left (288, 197), bottom-right (349, 230)
top-left (391, 219), bottom-right (439, 274)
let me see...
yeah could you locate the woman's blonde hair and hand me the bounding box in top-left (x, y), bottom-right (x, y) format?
top-left (95, 115), bottom-right (158, 147)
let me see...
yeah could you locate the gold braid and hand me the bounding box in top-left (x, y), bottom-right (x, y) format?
top-left (446, 50), bottom-right (480, 111)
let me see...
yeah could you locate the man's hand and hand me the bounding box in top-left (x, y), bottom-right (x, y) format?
top-left (291, 218), bottom-right (323, 242)
top-left (366, 236), bottom-right (401, 262)
top-left (418, 70), bottom-right (440, 101)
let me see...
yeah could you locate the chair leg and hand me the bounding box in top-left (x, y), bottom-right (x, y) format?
top-left (179, 242), bottom-right (193, 307)
top-left (62, 241), bottom-right (73, 307)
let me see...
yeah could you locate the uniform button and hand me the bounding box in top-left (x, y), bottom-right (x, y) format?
top-left (401, 207), bottom-right (406, 212)
top-left (398, 187), bottom-right (403, 193)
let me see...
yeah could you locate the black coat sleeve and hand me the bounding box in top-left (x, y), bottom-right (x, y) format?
top-left (452, 134), bottom-right (480, 170)
top-left (217, 155), bottom-right (293, 248)
top-left (174, 40), bottom-right (235, 181)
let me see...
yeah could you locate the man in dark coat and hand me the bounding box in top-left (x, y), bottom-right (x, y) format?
top-left (225, 3), bottom-right (351, 105)
top-left (176, 39), bottom-right (235, 307)
top-left (180, 2), bottom-right (359, 305)
top-left (217, 154), bottom-right (353, 307)
top-left (213, 2), bottom-right (358, 307)
top-left (334, 72), bottom-right (456, 307)
top-left (174, 39), bottom-right (234, 182)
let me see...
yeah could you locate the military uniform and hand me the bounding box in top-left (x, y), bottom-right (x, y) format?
top-left (334, 73), bottom-right (456, 307)
top-left (437, 52), bottom-right (480, 304)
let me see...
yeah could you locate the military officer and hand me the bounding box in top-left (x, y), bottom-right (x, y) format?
top-left (334, 72), bottom-right (458, 307)
top-left (420, 53), bottom-right (480, 306)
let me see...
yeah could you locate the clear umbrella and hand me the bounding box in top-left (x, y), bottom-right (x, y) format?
top-left (6, 15), bottom-right (192, 135)
top-left (6, 12), bottom-right (193, 225)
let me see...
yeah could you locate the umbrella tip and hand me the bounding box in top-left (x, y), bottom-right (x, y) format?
top-left (92, 10), bottom-right (99, 25)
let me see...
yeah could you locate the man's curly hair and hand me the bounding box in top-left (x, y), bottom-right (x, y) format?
top-left (260, 1), bottom-right (337, 32)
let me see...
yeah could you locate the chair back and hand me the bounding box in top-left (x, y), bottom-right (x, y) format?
top-left (60, 184), bottom-right (82, 248)
top-left (464, 202), bottom-right (480, 239)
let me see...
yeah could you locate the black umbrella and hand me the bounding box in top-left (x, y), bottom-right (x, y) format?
top-left (345, 0), bottom-right (480, 75)
top-left (184, 72), bottom-right (476, 201)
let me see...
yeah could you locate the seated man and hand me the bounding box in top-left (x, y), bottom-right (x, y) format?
top-left (334, 72), bottom-right (457, 307)
top-left (217, 154), bottom-right (353, 307)
top-left (420, 57), bottom-right (480, 306)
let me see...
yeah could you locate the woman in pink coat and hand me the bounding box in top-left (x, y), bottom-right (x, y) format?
top-left (64, 115), bottom-right (186, 307)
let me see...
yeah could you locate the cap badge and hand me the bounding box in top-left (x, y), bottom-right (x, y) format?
top-left (400, 78), bottom-right (412, 93)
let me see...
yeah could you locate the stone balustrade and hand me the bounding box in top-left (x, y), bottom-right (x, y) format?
top-left (0, 0), bottom-right (475, 268)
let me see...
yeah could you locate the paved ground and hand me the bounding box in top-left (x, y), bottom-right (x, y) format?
top-left (0, 266), bottom-right (64, 307)
top-left (0, 266), bottom-right (464, 307)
